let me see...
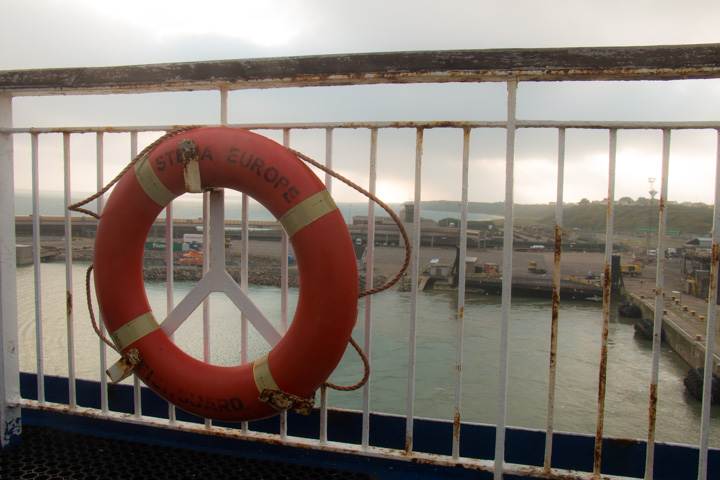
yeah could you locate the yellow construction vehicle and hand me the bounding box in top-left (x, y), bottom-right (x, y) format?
top-left (620, 262), bottom-right (643, 277)
top-left (528, 261), bottom-right (548, 274)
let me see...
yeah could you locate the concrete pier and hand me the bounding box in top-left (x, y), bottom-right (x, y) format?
top-left (623, 277), bottom-right (720, 376)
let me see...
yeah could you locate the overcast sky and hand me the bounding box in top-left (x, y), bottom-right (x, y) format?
top-left (4, 1), bottom-right (720, 205)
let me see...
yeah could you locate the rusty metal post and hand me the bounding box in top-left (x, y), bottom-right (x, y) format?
top-left (645, 129), bottom-right (671, 479)
top-left (697, 129), bottom-right (720, 480)
top-left (594, 128), bottom-right (617, 476)
top-left (544, 127), bottom-right (566, 471)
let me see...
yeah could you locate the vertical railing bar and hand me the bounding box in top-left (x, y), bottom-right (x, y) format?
top-left (95, 132), bottom-right (108, 414)
top-left (96, 133), bottom-right (105, 215)
top-left (320, 127), bottom-right (333, 445)
top-left (31, 133), bottom-right (45, 404)
top-left (0, 93), bottom-right (20, 448)
top-left (281, 128), bottom-right (291, 335)
top-left (544, 127), bottom-right (566, 470)
top-left (165, 200), bottom-right (176, 424)
top-left (405, 127), bottom-right (423, 455)
top-left (593, 128), bottom-right (617, 476)
top-left (452, 127), bottom-right (471, 460)
top-left (240, 192), bottom-right (249, 434)
top-left (199, 89), bottom-right (229, 430)
top-left (220, 88), bottom-right (229, 126)
top-left (129, 132), bottom-right (142, 418)
top-left (162, 126), bottom-right (177, 423)
top-left (697, 129), bottom-right (720, 480)
top-left (494, 78), bottom-right (518, 480)
top-left (220, 86), bottom-right (238, 431)
top-left (63, 132), bottom-right (77, 409)
top-left (202, 190), bottom-right (211, 353)
top-left (362, 127), bottom-right (378, 450)
top-left (207, 191), bottom-right (226, 371)
top-left (202, 189), bottom-right (211, 429)
top-left (280, 128), bottom-right (291, 440)
top-left (645, 129), bottom-right (671, 479)
top-left (319, 384), bottom-right (328, 444)
top-left (324, 127), bottom-right (334, 191)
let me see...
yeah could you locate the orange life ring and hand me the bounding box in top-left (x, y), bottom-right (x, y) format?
top-left (93, 126), bottom-right (358, 421)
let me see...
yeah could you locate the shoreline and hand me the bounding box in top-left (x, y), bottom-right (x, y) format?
top-left (141, 266), bottom-right (410, 292)
top-left (44, 237), bottom-right (687, 297)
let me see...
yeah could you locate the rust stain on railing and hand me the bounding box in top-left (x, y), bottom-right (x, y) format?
top-left (593, 260), bottom-right (613, 474)
top-left (648, 382), bottom-right (658, 442)
top-left (551, 222), bottom-right (563, 355)
top-left (66, 290), bottom-right (72, 315)
top-left (544, 222), bottom-right (564, 471)
top-left (453, 412), bottom-right (461, 444)
top-left (710, 242), bottom-right (720, 293)
top-left (602, 262), bottom-right (612, 308)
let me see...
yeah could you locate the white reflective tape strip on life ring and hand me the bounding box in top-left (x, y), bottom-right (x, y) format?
top-left (253, 352), bottom-right (280, 393)
top-left (110, 312), bottom-right (160, 351)
top-left (134, 153), bottom-right (177, 207)
top-left (279, 190), bottom-right (337, 237)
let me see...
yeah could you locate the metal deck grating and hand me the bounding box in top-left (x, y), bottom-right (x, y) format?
top-left (0, 425), bottom-right (372, 480)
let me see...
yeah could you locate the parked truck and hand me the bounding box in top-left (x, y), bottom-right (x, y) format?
top-left (620, 262), bottom-right (643, 277)
top-left (528, 261), bottom-right (548, 275)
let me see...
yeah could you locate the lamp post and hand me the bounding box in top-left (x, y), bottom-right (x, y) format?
top-left (648, 177), bottom-right (657, 265)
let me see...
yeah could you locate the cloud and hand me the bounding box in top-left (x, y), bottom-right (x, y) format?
top-left (7, 0), bottom-right (720, 70)
top-left (81, 0), bottom-right (306, 45)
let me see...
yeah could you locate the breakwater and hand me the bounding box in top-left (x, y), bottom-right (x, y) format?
top-left (626, 291), bottom-right (720, 376)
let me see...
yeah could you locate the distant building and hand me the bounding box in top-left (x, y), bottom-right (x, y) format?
top-left (428, 259), bottom-right (452, 277)
top-left (685, 237), bottom-right (713, 253)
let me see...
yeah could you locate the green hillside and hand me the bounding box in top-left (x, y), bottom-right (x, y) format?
top-left (421, 200), bottom-right (556, 219)
top-left (545, 203), bottom-right (712, 235)
top-left (421, 200), bottom-right (713, 235)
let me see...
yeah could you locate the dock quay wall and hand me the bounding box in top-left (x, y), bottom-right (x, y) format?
top-left (627, 291), bottom-right (720, 376)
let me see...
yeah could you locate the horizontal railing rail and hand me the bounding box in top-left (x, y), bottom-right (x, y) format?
top-left (5, 119), bottom-right (720, 134)
top-left (3, 44), bottom-right (720, 95)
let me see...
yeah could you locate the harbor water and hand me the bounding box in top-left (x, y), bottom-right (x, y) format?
top-left (16, 261), bottom-right (720, 448)
top-left (14, 190), bottom-right (500, 224)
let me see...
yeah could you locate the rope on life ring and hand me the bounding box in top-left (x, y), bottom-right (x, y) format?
top-left (71, 126), bottom-right (410, 422)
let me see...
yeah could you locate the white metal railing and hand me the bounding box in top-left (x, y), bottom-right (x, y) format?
top-left (2, 46), bottom-right (720, 480)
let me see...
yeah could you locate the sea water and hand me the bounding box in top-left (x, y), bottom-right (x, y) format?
top-left (15, 261), bottom-right (720, 448)
top-left (14, 190), bottom-right (499, 224)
